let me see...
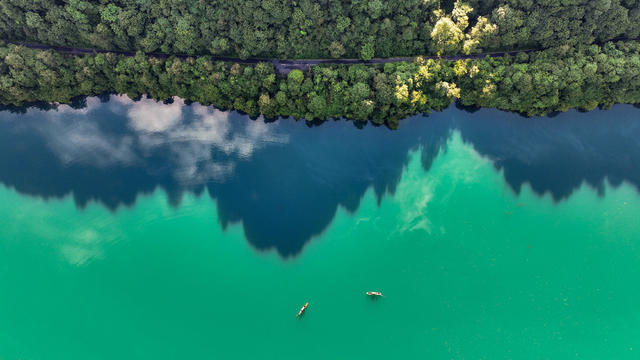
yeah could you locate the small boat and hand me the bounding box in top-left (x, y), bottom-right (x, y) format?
top-left (297, 302), bottom-right (309, 317)
top-left (366, 291), bottom-right (383, 297)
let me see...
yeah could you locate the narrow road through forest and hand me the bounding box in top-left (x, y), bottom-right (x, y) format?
top-left (4, 40), bottom-right (539, 74)
top-left (6, 39), bottom-right (639, 74)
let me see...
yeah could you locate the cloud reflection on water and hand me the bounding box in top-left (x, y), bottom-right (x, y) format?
top-left (43, 95), bottom-right (290, 186)
top-left (1, 98), bottom-right (640, 257)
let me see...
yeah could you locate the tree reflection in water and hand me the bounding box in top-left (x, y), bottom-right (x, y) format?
top-left (1, 96), bottom-right (638, 256)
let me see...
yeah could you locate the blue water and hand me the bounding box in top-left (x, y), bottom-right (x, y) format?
top-left (0, 96), bottom-right (639, 256)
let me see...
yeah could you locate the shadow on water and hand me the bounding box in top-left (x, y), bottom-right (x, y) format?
top-left (0, 95), bottom-right (451, 256)
top-left (0, 96), bottom-right (639, 256)
top-left (454, 106), bottom-right (640, 201)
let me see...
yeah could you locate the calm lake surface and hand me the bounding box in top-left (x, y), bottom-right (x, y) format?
top-left (1, 97), bottom-right (640, 359)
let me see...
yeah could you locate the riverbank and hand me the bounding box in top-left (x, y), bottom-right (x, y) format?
top-left (1, 41), bottom-right (639, 128)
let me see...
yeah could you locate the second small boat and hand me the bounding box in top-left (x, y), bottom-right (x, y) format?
top-left (366, 291), bottom-right (383, 297)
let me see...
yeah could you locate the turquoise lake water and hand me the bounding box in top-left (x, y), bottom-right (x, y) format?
top-left (1, 97), bottom-right (639, 359)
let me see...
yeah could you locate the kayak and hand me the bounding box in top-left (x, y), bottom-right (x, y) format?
top-left (366, 291), bottom-right (383, 296)
top-left (297, 302), bottom-right (309, 317)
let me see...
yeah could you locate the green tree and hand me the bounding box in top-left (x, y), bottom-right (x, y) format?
top-left (360, 42), bottom-right (375, 60)
top-left (329, 41), bottom-right (346, 59)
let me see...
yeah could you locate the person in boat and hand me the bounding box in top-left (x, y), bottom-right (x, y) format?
top-left (366, 291), bottom-right (383, 296)
top-left (297, 302), bottom-right (308, 317)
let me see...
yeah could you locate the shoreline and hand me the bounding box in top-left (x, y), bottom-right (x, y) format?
top-left (2, 41), bottom-right (639, 128)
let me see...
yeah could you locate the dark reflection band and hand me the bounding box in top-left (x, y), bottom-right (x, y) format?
top-left (0, 97), bottom-right (638, 256)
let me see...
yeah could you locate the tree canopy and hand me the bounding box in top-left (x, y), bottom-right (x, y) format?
top-left (1, 0), bottom-right (639, 59)
top-left (2, 41), bottom-right (639, 128)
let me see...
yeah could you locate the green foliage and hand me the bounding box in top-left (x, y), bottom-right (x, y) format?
top-left (360, 43), bottom-right (375, 60)
top-left (288, 69), bottom-right (304, 84)
top-left (3, 0), bottom-right (638, 59)
top-left (100, 4), bottom-right (121, 23)
top-left (1, 42), bottom-right (640, 128)
top-left (329, 41), bottom-right (345, 59)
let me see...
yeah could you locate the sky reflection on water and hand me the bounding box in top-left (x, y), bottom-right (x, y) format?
top-left (1, 97), bottom-right (639, 256)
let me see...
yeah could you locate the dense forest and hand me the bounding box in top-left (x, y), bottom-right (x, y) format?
top-left (2, 41), bottom-right (639, 128)
top-left (1, 1), bottom-right (640, 125)
top-left (1, 0), bottom-right (640, 59)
